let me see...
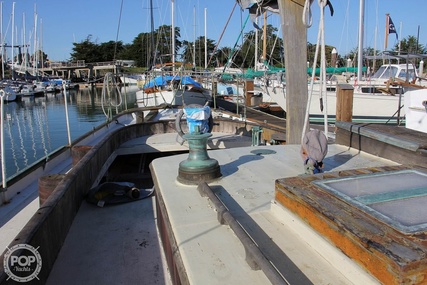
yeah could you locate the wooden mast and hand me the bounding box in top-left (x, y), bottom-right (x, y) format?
top-left (278, 0), bottom-right (308, 144)
top-left (384, 13), bottom-right (390, 50)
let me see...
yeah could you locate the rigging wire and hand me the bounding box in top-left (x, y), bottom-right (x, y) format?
top-left (222, 14), bottom-right (250, 74)
top-left (267, 26), bottom-right (281, 66)
top-left (113, 0), bottom-right (124, 61)
top-left (207, 1), bottom-right (238, 67)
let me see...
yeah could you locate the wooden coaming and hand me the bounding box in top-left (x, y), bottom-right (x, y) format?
top-left (275, 165), bottom-right (427, 285)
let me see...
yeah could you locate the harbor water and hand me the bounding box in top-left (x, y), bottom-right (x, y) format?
top-left (0, 86), bottom-right (139, 181)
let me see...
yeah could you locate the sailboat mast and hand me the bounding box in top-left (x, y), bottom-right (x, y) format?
top-left (34, 6), bottom-right (38, 76)
top-left (204, 8), bottom-right (207, 69)
top-left (40, 18), bottom-right (43, 72)
top-left (255, 17), bottom-right (258, 71)
top-left (262, 11), bottom-right (267, 63)
top-left (193, 6), bottom-right (196, 69)
top-left (357, 0), bottom-right (364, 81)
top-left (1, 2), bottom-right (3, 79)
top-left (373, 0), bottom-right (378, 73)
top-left (171, 0), bottom-right (175, 73)
top-left (23, 13), bottom-right (26, 71)
top-left (150, 0), bottom-right (155, 68)
top-left (11, 2), bottom-right (15, 80)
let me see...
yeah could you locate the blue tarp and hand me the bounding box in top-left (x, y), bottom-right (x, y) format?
top-left (184, 106), bottom-right (211, 134)
top-left (143, 75), bottom-right (202, 89)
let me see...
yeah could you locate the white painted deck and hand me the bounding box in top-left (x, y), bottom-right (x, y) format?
top-left (46, 138), bottom-right (398, 284)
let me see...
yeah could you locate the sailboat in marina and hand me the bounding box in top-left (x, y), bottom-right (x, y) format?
top-left (135, 0), bottom-right (216, 114)
top-left (0, 85), bottom-right (19, 102)
top-left (252, 1), bottom-right (426, 124)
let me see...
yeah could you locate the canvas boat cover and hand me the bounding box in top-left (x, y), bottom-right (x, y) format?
top-left (143, 75), bottom-right (202, 89)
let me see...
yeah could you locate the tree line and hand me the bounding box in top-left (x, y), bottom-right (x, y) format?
top-left (69, 24), bottom-right (426, 70)
top-left (70, 24), bottom-right (283, 69)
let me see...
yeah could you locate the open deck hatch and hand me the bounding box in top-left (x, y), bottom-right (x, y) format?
top-left (312, 169), bottom-right (427, 234)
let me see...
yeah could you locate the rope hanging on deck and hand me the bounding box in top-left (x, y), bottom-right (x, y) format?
top-left (302, 0), bottom-right (330, 142)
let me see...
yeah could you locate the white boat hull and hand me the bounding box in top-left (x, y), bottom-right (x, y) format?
top-left (404, 89), bottom-right (427, 133)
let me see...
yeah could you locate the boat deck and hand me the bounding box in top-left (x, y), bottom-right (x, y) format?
top-left (4, 111), bottom-right (426, 284)
top-left (152, 142), bottom-right (399, 284)
top-left (47, 195), bottom-right (171, 285)
top-left (44, 138), bottom-right (399, 285)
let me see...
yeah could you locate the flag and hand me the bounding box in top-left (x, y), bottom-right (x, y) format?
top-left (388, 16), bottom-right (398, 40)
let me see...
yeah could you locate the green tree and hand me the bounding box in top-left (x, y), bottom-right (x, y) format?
top-left (155, 25), bottom-right (182, 64)
top-left (120, 32), bottom-right (151, 67)
top-left (98, 40), bottom-right (124, 61)
top-left (307, 42), bottom-right (338, 68)
top-left (118, 25), bottom-right (181, 68)
top-left (214, 47), bottom-right (233, 67)
top-left (234, 24), bottom-right (283, 69)
top-left (181, 36), bottom-right (216, 68)
top-left (32, 50), bottom-right (48, 67)
top-left (70, 35), bottom-right (101, 62)
top-left (70, 27), bottom-right (222, 69)
top-left (394, 35), bottom-right (426, 54)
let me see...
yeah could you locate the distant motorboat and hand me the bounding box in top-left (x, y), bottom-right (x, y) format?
top-left (120, 74), bottom-right (143, 86)
top-left (18, 83), bottom-right (45, 97)
top-left (349, 63), bottom-right (423, 95)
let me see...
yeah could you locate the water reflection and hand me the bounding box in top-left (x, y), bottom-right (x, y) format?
top-left (1, 86), bottom-right (138, 180)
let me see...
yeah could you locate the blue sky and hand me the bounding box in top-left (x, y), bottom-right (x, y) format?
top-left (1, 0), bottom-right (426, 62)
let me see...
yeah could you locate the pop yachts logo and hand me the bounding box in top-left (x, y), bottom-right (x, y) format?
top-left (3, 244), bottom-right (42, 282)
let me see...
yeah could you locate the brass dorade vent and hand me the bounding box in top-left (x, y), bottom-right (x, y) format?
top-left (312, 169), bottom-right (427, 234)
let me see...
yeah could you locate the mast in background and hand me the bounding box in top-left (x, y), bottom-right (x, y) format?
top-left (204, 7), bottom-right (207, 69)
top-left (193, 6), bottom-right (196, 69)
top-left (0, 2), bottom-right (3, 79)
top-left (149, 0), bottom-right (155, 69)
top-left (255, 17), bottom-right (258, 71)
top-left (11, 2), bottom-right (14, 80)
top-left (171, 0), bottom-right (175, 73)
top-left (262, 12), bottom-right (267, 64)
top-left (33, 5), bottom-right (38, 76)
top-left (357, 0), bottom-right (364, 81)
top-left (372, 0), bottom-right (379, 73)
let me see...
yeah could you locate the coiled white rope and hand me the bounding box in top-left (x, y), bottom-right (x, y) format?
top-left (302, 0), bottom-right (314, 28)
top-left (101, 72), bottom-right (123, 120)
top-left (302, 0), bottom-right (329, 142)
